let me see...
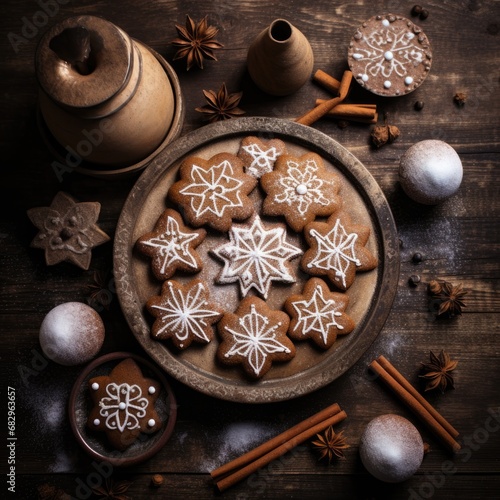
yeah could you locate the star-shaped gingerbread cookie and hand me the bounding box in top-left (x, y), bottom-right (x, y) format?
top-left (168, 152), bottom-right (257, 232)
top-left (87, 358), bottom-right (162, 451)
top-left (27, 191), bottom-right (110, 270)
top-left (237, 136), bottom-right (287, 179)
top-left (301, 210), bottom-right (378, 291)
top-left (285, 278), bottom-right (355, 350)
top-left (261, 152), bottom-right (342, 232)
top-left (146, 279), bottom-right (223, 350)
top-left (217, 296), bottom-right (295, 379)
top-left (136, 209), bottom-right (206, 281)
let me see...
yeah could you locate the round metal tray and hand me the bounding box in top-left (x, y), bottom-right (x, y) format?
top-left (114, 117), bottom-right (399, 403)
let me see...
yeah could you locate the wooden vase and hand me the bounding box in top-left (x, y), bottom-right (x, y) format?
top-left (247, 19), bottom-right (314, 96)
top-left (36, 15), bottom-right (178, 168)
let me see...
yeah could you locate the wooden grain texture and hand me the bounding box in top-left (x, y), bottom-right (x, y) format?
top-left (0, 0), bottom-right (499, 498)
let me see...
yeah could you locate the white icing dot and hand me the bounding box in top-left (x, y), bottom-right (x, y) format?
top-left (384, 80), bottom-right (392, 89)
top-left (118, 402), bottom-right (126, 410)
top-left (91, 383), bottom-right (99, 391)
top-left (361, 74), bottom-right (369, 82)
top-left (296, 184), bottom-right (308, 195)
top-left (405, 76), bottom-right (414, 85)
top-left (384, 51), bottom-right (393, 61)
top-left (382, 19), bottom-right (390, 26)
top-left (148, 419), bottom-right (156, 427)
top-left (352, 53), bottom-right (363, 60)
top-left (148, 386), bottom-right (156, 395)
top-left (93, 419), bottom-right (100, 426)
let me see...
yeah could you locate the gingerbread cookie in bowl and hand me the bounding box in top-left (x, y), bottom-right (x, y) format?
top-left (87, 358), bottom-right (162, 451)
top-left (260, 152), bottom-right (342, 232)
top-left (301, 210), bottom-right (378, 291)
top-left (168, 152), bottom-right (257, 232)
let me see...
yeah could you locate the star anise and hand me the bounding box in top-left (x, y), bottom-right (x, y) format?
top-left (195, 83), bottom-right (245, 123)
top-left (37, 483), bottom-right (70, 500)
top-left (86, 269), bottom-right (113, 310)
top-left (171, 15), bottom-right (223, 70)
top-left (428, 280), bottom-right (468, 317)
top-left (91, 478), bottom-right (133, 500)
top-left (311, 427), bottom-right (349, 463)
top-left (420, 350), bottom-right (458, 393)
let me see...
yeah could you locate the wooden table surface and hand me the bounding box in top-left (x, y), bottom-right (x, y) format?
top-left (1, 0), bottom-right (499, 498)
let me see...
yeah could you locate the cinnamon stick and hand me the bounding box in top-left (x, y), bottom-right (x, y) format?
top-left (314, 101), bottom-right (377, 121)
top-left (377, 355), bottom-right (460, 439)
top-left (369, 359), bottom-right (461, 453)
top-left (211, 404), bottom-right (346, 491)
top-left (295, 70), bottom-right (353, 126)
top-left (313, 69), bottom-right (341, 94)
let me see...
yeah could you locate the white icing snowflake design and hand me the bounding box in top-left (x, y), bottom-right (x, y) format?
top-left (224, 303), bottom-right (291, 377)
top-left (274, 158), bottom-right (330, 215)
top-left (242, 143), bottom-right (280, 178)
top-left (141, 215), bottom-right (200, 275)
top-left (99, 383), bottom-right (148, 432)
top-left (292, 284), bottom-right (343, 345)
top-left (179, 160), bottom-right (244, 218)
top-left (306, 218), bottom-right (361, 288)
top-left (352, 20), bottom-right (426, 83)
top-left (151, 281), bottom-right (221, 346)
top-left (213, 215), bottom-right (303, 298)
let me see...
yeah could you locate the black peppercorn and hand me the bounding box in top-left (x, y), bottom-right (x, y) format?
top-left (414, 100), bottom-right (425, 111)
top-left (412, 5), bottom-right (423, 16)
top-left (420, 9), bottom-right (429, 20)
top-left (409, 275), bottom-right (421, 286)
top-left (412, 252), bottom-right (423, 263)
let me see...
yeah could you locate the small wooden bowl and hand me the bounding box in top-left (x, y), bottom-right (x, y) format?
top-left (68, 352), bottom-right (177, 467)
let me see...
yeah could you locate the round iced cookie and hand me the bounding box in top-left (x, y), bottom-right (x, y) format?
top-left (348, 14), bottom-right (432, 96)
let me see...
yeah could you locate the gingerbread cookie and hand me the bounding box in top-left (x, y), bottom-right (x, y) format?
top-left (87, 358), bottom-right (162, 451)
top-left (146, 279), bottom-right (223, 350)
top-left (285, 278), bottom-right (355, 350)
top-left (348, 14), bottom-right (432, 97)
top-left (27, 191), bottom-right (110, 270)
top-left (217, 296), bottom-right (295, 379)
top-left (301, 210), bottom-right (378, 291)
top-left (211, 214), bottom-right (302, 299)
top-left (168, 152), bottom-right (257, 232)
top-left (237, 136), bottom-right (287, 179)
top-left (261, 153), bottom-right (342, 232)
top-left (136, 209), bottom-right (206, 281)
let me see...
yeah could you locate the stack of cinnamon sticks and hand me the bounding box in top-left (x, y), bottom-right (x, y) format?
top-left (295, 69), bottom-right (377, 126)
top-left (369, 355), bottom-right (461, 453)
top-left (210, 402), bottom-right (347, 492)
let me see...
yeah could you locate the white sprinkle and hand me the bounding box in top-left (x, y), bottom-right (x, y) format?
top-left (382, 19), bottom-right (390, 26)
top-left (91, 382), bottom-right (99, 391)
top-left (296, 184), bottom-right (308, 195)
top-left (384, 51), bottom-right (393, 61)
top-left (119, 402), bottom-right (126, 410)
top-left (93, 418), bottom-right (100, 426)
top-left (352, 53), bottom-right (363, 60)
top-left (148, 386), bottom-right (156, 395)
top-left (361, 74), bottom-right (369, 82)
top-left (405, 76), bottom-right (414, 85)
top-left (148, 419), bottom-right (156, 427)
top-left (384, 80), bottom-right (392, 89)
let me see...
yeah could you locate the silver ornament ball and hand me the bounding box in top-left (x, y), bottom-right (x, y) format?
top-left (399, 140), bottom-right (463, 204)
top-left (39, 302), bottom-right (105, 366)
top-left (359, 414), bottom-right (424, 483)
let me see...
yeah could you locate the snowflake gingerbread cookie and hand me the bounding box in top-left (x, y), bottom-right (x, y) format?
top-left (237, 136), bottom-right (287, 179)
top-left (285, 278), bottom-right (355, 350)
top-left (261, 152), bottom-right (342, 232)
top-left (348, 14), bottom-right (432, 96)
top-left (301, 210), bottom-right (378, 291)
top-left (211, 214), bottom-right (303, 299)
top-left (136, 209), bottom-right (206, 281)
top-left (168, 152), bottom-right (257, 232)
top-left (146, 279), bottom-right (223, 350)
top-left (217, 296), bottom-right (295, 379)
top-left (87, 358), bottom-right (162, 451)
